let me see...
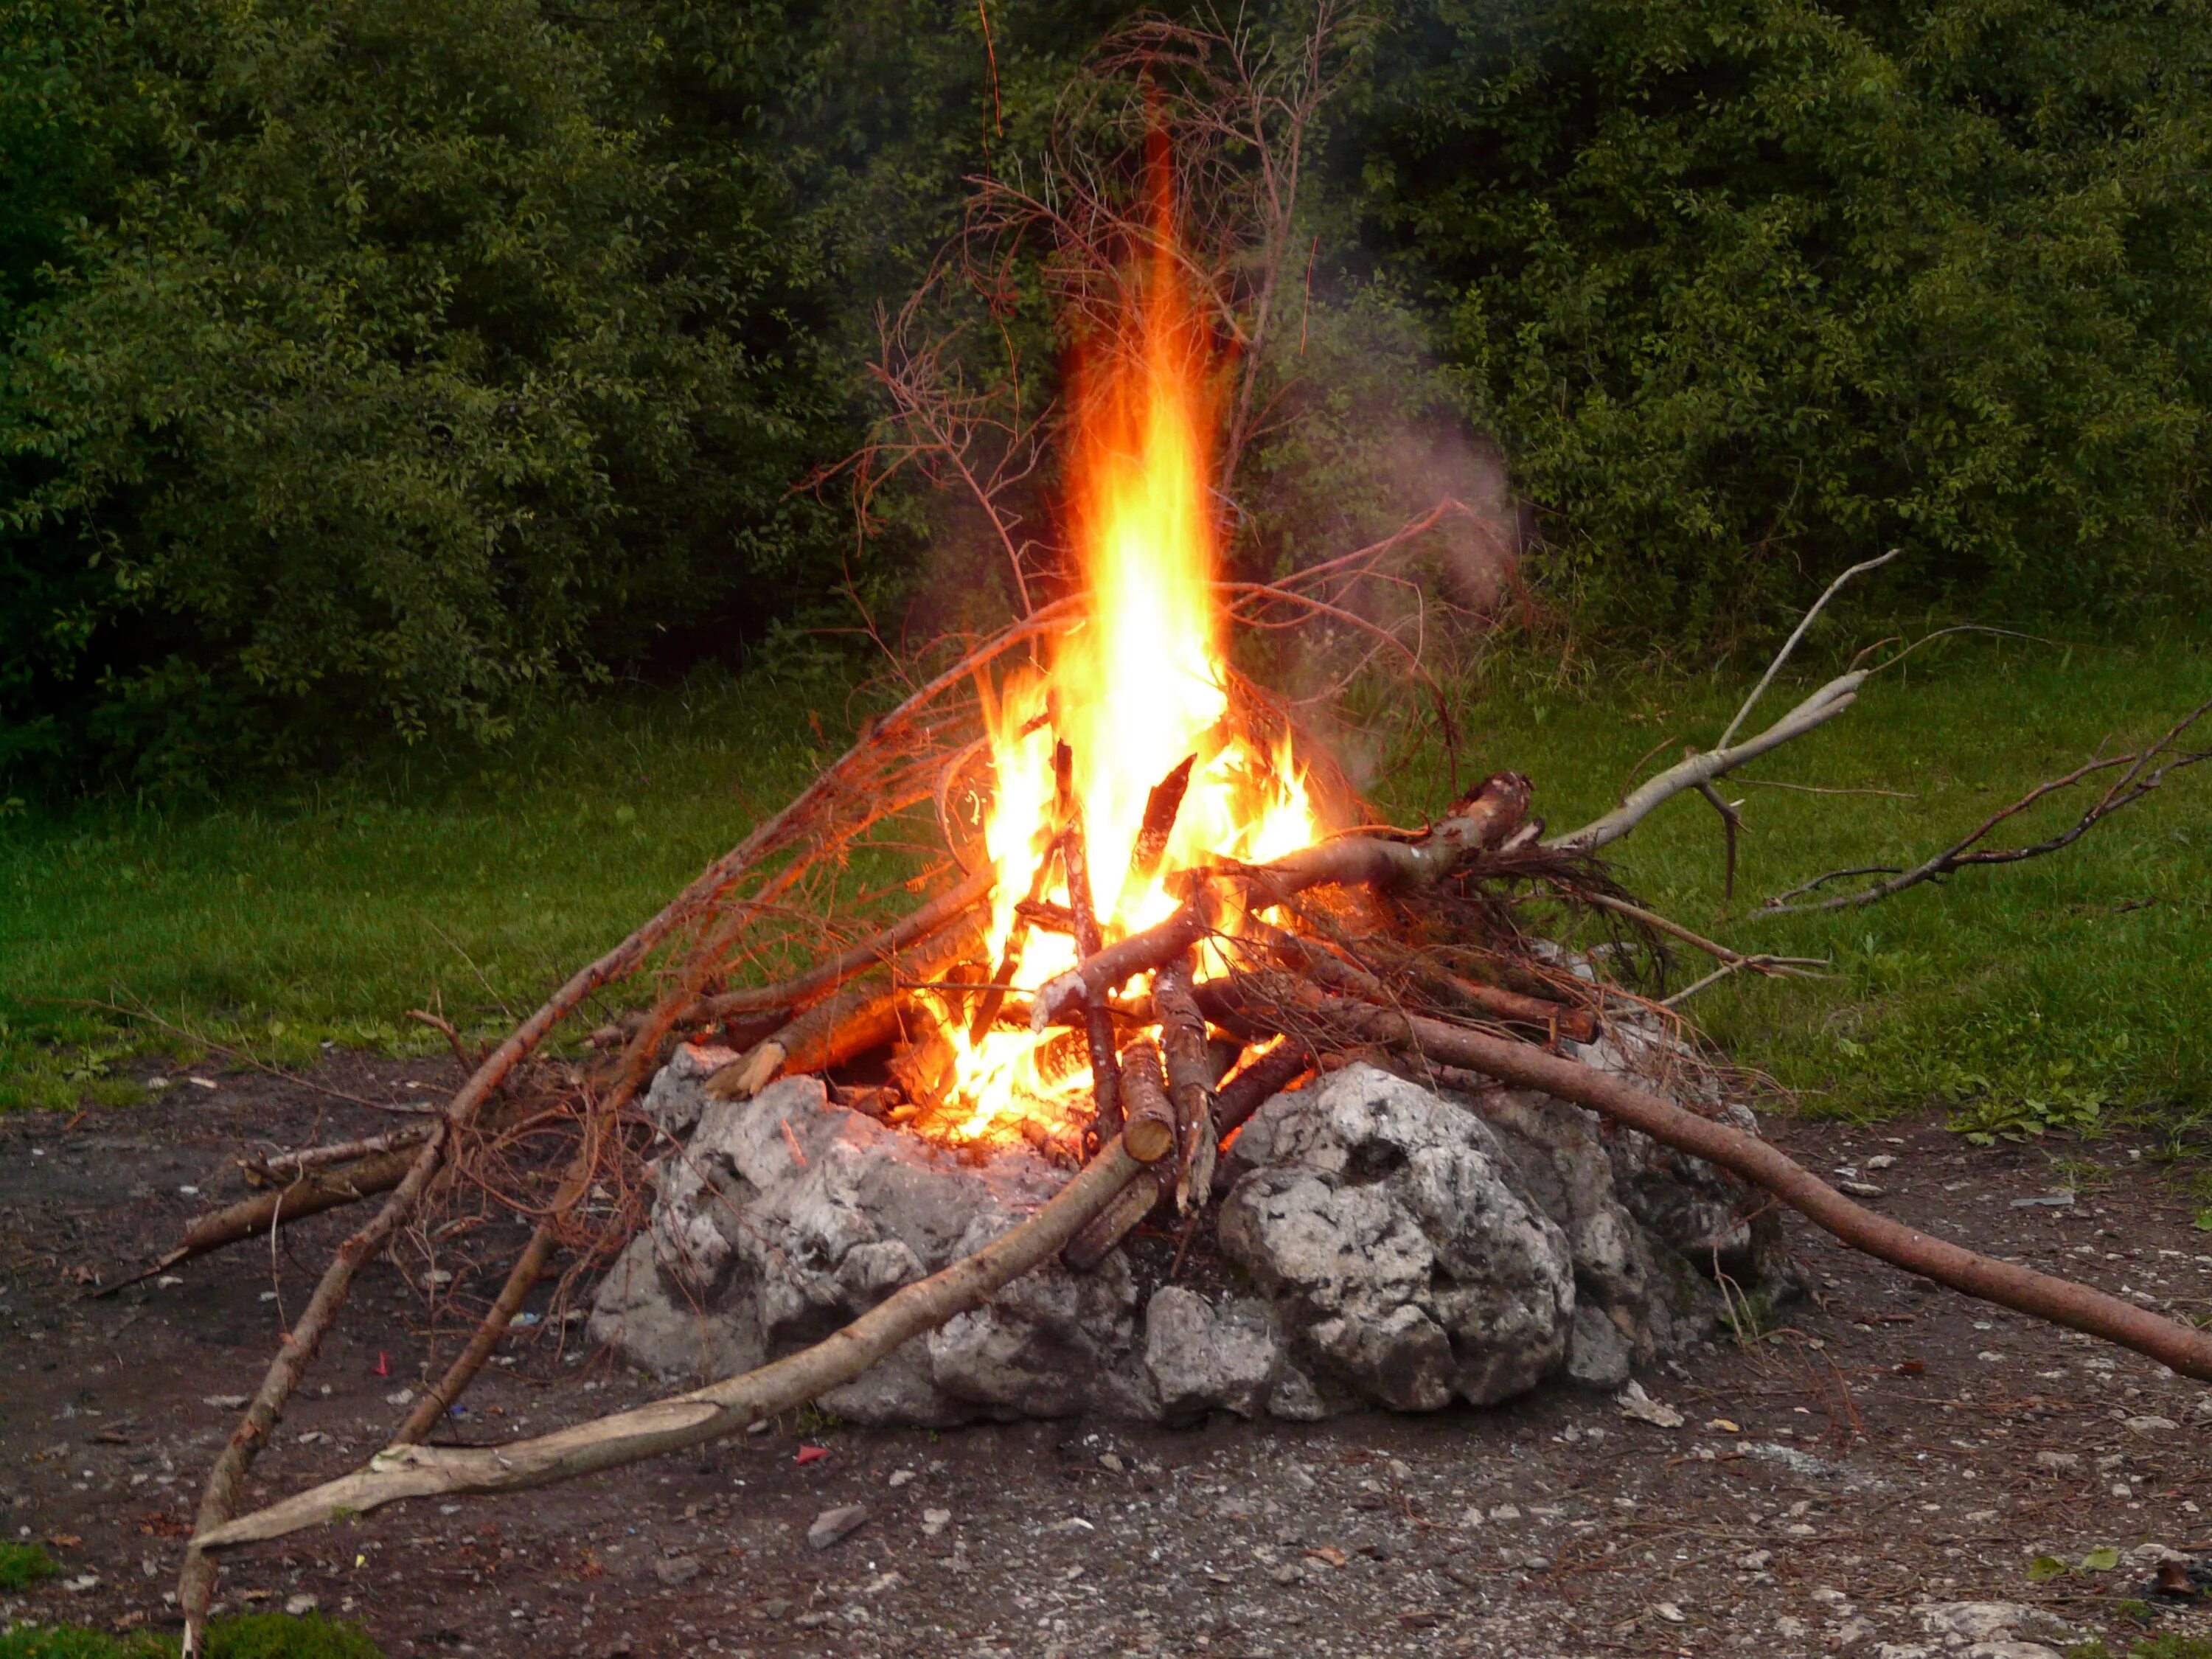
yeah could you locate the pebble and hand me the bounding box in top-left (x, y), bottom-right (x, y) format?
top-left (888, 1469), bottom-right (917, 1487)
top-left (921, 1507), bottom-right (953, 1537)
top-left (284, 1594), bottom-right (319, 1616)
top-left (652, 1554), bottom-right (702, 1585)
top-left (807, 1505), bottom-right (867, 1551)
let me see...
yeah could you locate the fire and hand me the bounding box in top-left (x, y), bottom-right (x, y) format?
top-left (925, 200), bottom-right (1319, 1146)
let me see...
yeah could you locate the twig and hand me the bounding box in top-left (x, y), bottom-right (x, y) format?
top-left (1714, 549), bottom-right (1899, 751)
top-left (1757, 698), bottom-right (2212, 915)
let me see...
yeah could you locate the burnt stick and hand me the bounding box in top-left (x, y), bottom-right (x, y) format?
top-left (1057, 741), bottom-right (1124, 1138)
top-left (1151, 956), bottom-right (1217, 1213)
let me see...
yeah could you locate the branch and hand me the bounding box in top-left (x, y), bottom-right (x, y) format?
top-left (1301, 999), bottom-right (2212, 1382)
top-left (1758, 698), bottom-right (2212, 916)
top-left (1715, 549), bottom-right (1899, 751)
top-left (1548, 674), bottom-right (1865, 854)
top-left (192, 1138), bottom-right (1147, 1551)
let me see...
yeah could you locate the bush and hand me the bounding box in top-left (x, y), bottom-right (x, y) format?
top-left (0, 0), bottom-right (849, 790)
top-left (1361, 0), bottom-right (2212, 635)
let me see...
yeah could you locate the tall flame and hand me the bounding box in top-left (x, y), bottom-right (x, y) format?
top-left (927, 186), bottom-right (1318, 1145)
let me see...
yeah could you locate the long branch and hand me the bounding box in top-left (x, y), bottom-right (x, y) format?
top-left (1301, 998), bottom-right (2212, 1381)
top-left (192, 1138), bottom-right (1146, 1551)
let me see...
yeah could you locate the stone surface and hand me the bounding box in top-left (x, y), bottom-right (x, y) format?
top-left (1143, 1287), bottom-right (1282, 1422)
top-left (806, 1505), bottom-right (867, 1550)
top-left (1219, 1064), bottom-right (1575, 1409)
top-left (587, 1075), bottom-right (1148, 1425)
top-left (591, 1032), bottom-right (1781, 1425)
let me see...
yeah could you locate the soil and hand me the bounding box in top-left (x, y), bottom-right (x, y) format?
top-left (2, 1055), bottom-right (2210, 1659)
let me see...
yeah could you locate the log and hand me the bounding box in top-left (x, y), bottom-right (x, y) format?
top-left (1124, 754), bottom-right (1197, 895)
top-left (709, 919), bottom-right (987, 1101)
top-left (1057, 748), bottom-right (1123, 1141)
top-left (99, 1145), bottom-right (428, 1295)
top-left (192, 1137), bottom-right (1148, 1551)
top-left (1151, 957), bottom-right (1217, 1213)
top-left (1212, 1037), bottom-right (1317, 1138)
top-left (970, 830), bottom-right (1064, 1040)
top-left (1294, 995), bottom-right (2212, 1383)
top-left (1029, 776), bottom-right (1539, 1032)
top-left (1118, 1039), bottom-right (1178, 1165)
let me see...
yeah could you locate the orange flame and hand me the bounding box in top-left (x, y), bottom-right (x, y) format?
top-left (926, 188), bottom-right (1318, 1145)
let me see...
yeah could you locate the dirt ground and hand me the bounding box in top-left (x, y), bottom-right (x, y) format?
top-left (2, 1055), bottom-right (2210, 1658)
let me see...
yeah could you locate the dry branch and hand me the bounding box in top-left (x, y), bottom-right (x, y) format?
top-left (1152, 957), bottom-right (1217, 1212)
top-left (1295, 997), bottom-right (2212, 1382)
top-left (1758, 697), bottom-right (2212, 915)
top-left (99, 1147), bottom-right (425, 1296)
top-left (1212, 1037), bottom-right (1317, 1138)
top-left (193, 1138), bottom-right (1147, 1551)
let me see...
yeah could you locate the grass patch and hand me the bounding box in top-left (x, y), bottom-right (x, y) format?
top-left (0, 664), bottom-right (846, 1110)
top-left (1370, 625), bottom-right (2212, 1130)
top-left (0, 1616), bottom-right (380, 1659)
top-left (0, 1543), bottom-right (58, 1590)
top-left (4, 629), bottom-right (2210, 1138)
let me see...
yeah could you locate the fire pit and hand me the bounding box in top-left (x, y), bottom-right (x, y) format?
top-left (585, 177), bottom-right (1786, 1422)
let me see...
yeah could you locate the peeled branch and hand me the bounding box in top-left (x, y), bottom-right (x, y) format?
top-left (192, 1136), bottom-right (1147, 1551)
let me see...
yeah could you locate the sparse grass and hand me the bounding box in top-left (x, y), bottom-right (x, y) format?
top-left (4, 628), bottom-right (2210, 1144)
top-left (0, 1615), bottom-right (381, 1659)
top-left (0, 1542), bottom-right (58, 1590)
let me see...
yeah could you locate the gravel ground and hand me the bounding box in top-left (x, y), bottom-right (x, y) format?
top-left (2, 1057), bottom-right (2210, 1658)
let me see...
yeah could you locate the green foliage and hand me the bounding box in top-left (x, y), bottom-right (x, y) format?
top-left (1361, 0), bottom-right (2212, 633)
top-left (0, 1542), bottom-right (58, 1590)
top-left (0, 0), bottom-right (850, 790)
top-left (0, 1616), bottom-right (380, 1659)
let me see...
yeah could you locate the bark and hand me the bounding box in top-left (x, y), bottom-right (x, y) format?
top-left (192, 1138), bottom-right (1147, 1551)
top-left (1151, 958), bottom-right (1217, 1213)
top-left (1298, 996), bottom-right (2212, 1383)
top-left (1212, 1038), bottom-right (1317, 1138)
top-left (1124, 754), bottom-right (1196, 895)
top-left (1059, 762), bottom-right (1123, 1141)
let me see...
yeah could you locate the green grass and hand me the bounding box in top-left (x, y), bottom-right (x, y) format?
top-left (0, 665), bottom-right (846, 1110)
top-left (1374, 625), bottom-right (2212, 1133)
top-left (0, 1615), bottom-right (380, 1659)
top-left (0, 1543), bottom-right (58, 1590)
top-left (4, 630), bottom-right (2211, 1145)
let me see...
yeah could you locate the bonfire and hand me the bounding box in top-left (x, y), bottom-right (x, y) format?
top-left (132, 18), bottom-right (2212, 1652)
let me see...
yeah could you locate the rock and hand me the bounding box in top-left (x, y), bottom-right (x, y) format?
top-left (2032, 1451), bottom-right (2079, 1472)
top-left (1219, 1064), bottom-right (1576, 1408)
top-left (1961, 1647), bottom-right (2062, 1659)
top-left (1144, 1287), bottom-right (1281, 1421)
top-left (592, 1037), bottom-right (1777, 1425)
top-left (651, 1555), bottom-right (703, 1586)
top-left (1614, 1380), bottom-right (1683, 1428)
top-left (887, 1469), bottom-right (917, 1488)
top-left (807, 1505), bottom-right (868, 1551)
top-left (920, 1508), bottom-right (951, 1537)
top-left (1918, 1604), bottom-right (2071, 1645)
top-left (589, 1077), bottom-right (1149, 1421)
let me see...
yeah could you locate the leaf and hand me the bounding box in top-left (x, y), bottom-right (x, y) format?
top-left (2081, 1545), bottom-right (2120, 1572)
top-left (2028, 1556), bottom-right (2069, 1583)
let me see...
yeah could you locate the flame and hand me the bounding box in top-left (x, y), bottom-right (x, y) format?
top-left (922, 198), bottom-right (1319, 1147)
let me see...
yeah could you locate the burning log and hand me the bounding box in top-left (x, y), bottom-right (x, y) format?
top-left (709, 919), bottom-right (987, 1102)
top-left (1150, 956), bottom-right (1217, 1213)
top-left (1124, 754), bottom-right (1196, 892)
top-left (1057, 743), bottom-right (1124, 1140)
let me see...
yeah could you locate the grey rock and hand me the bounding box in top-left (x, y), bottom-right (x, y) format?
top-left (1919, 1603), bottom-right (2073, 1645)
top-left (651, 1554), bottom-right (703, 1586)
top-left (807, 1505), bottom-right (868, 1550)
top-left (1144, 1287), bottom-right (1281, 1421)
top-left (590, 1076), bottom-right (1147, 1423)
top-left (1218, 1064), bottom-right (1576, 1408)
top-left (639, 1042), bottom-right (737, 1138)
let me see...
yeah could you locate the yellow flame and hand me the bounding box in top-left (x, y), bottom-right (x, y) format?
top-left (927, 211), bottom-right (1318, 1146)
